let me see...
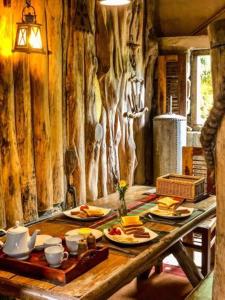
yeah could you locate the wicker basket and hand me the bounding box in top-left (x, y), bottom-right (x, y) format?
top-left (156, 174), bottom-right (206, 202)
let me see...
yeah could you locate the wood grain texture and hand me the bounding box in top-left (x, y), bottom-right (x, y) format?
top-left (0, 0), bottom-right (157, 225)
top-left (29, 0), bottom-right (53, 212)
top-left (156, 56), bottom-right (167, 115)
top-left (46, 0), bottom-right (64, 205)
top-left (209, 19), bottom-right (225, 300)
top-left (14, 54), bottom-right (38, 223)
top-left (66, 0), bottom-right (86, 203)
top-left (0, 3), bottom-right (22, 227)
top-left (84, 0), bottom-right (101, 201)
top-left (13, 1), bottom-right (38, 223)
top-left (143, 0), bottom-right (158, 184)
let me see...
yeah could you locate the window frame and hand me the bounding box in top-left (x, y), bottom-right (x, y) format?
top-left (190, 49), bottom-right (211, 128)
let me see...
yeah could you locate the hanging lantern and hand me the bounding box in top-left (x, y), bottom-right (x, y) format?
top-left (13, 0), bottom-right (45, 54)
top-left (99, 0), bottom-right (131, 6)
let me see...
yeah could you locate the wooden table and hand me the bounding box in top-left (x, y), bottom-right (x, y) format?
top-left (0, 186), bottom-right (216, 300)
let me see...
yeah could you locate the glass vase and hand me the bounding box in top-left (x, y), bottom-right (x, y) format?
top-left (118, 194), bottom-right (127, 217)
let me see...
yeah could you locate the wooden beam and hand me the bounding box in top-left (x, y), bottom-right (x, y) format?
top-left (158, 36), bottom-right (210, 54)
top-left (191, 6), bottom-right (225, 36)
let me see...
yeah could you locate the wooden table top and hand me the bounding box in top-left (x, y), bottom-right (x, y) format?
top-left (0, 186), bottom-right (216, 300)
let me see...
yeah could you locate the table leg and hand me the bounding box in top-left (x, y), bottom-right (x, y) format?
top-left (182, 232), bottom-right (194, 259)
top-left (171, 241), bottom-right (204, 287)
top-left (137, 266), bottom-right (154, 280)
top-left (155, 259), bottom-right (163, 274)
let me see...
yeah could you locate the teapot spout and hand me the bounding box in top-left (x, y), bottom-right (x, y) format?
top-left (28, 229), bottom-right (40, 250)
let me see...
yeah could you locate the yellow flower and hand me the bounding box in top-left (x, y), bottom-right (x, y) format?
top-left (119, 180), bottom-right (127, 188)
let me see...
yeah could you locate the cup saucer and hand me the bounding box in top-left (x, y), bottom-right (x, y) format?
top-left (49, 263), bottom-right (61, 268)
top-left (69, 251), bottom-right (77, 256)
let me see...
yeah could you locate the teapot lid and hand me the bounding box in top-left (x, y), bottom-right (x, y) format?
top-left (8, 221), bottom-right (28, 234)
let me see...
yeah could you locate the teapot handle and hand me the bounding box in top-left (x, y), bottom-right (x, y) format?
top-left (0, 229), bottom-right (6, 236)
top-left (0, 241), bottom-right (4, 249)
top-left (0, 229), bottom-right (6, 249)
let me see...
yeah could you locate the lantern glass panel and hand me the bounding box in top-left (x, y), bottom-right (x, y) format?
top-left (17, 27), bottom-right (27, 46)
top-left (29, 26), bottom-right (42, 49)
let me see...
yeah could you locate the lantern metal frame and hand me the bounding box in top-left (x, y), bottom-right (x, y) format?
top-left (13, 0), bottom-right (45, 54)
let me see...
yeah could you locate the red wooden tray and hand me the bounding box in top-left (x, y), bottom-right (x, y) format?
top-left (0, 246), bottom-right (109, 285)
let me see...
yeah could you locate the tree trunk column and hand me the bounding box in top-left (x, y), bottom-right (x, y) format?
top-left (208, 19), bottom-right (225, 300)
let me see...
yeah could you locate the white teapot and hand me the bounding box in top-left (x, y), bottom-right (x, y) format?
top-left (2, 221), bottom-right (40, 260)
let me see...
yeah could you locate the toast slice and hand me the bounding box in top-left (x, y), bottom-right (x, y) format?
top-left (83, 208), bottom-right (104, 217)
top-left (157, 197), bottom-right (180, 211)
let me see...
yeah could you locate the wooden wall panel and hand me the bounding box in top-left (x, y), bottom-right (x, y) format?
top-left (0, 4), bottom-right (23, 226)
top-left (12, 0), bottom-right (38, 224)
top-left (156, 56), bottom-right (167, 115)
top-left (29, 0), bottom-right (53, 212)
top-left (46, 0), bottom-right (64, 205)
top-left (66, 0), bottom-right (86, 203)
top-left (207, 19), bottom-right (225, 300)
top-left (0, 0), bottom-right (157, 226)
top-left (14, 55), bottom-right (38, 223)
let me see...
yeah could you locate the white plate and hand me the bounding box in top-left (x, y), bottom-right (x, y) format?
top-left (63, 206), bottom-right (111, 221)
top-left (104, 227), bottom-right (158, 245)
top-left (148, 206), bottom-right (194, 219)
top-left (65, 228), bottom-right (103, 240)
top-left (35, 234), bottom-right (52, 250)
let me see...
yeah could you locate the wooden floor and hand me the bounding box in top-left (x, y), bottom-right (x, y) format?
top-left (185, 272), bottom-right (213, 300)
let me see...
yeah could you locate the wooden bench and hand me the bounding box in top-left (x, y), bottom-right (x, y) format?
top-left (185, 272), bottom-right (213, 300)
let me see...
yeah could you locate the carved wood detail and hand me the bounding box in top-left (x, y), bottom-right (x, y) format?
top-left (0, 0), bottom-right (157, 226)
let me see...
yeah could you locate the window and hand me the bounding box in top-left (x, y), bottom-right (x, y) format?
top-left (190, 50), bottom-right (213, 127)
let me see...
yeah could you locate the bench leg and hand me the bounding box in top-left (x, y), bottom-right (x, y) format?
top-left (201, 229), bottom-right (211, 277)
top-left (183, 232), bottom-right (194, 260)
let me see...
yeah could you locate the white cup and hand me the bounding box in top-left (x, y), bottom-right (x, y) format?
top-left (65, 235), bottom-right (82, 255)
top-left (44, 245), bottom-right (68, 268)
top-left (44, 237), bottom-right (62, 248)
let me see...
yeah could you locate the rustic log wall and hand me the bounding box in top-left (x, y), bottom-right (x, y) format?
top-left (207, 19), bottom-right (225, 300)
top-left (0, 0), bottom-right (157, 227)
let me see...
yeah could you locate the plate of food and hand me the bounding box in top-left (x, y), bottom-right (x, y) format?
top-left (63, 205), bottom-right (111, 221)
top-left (65, 228), bottom-right (103, 240)
top-left (148, 197), bottom-right (194, 219)
top-left (104, 216), bottom-right (158, 245)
